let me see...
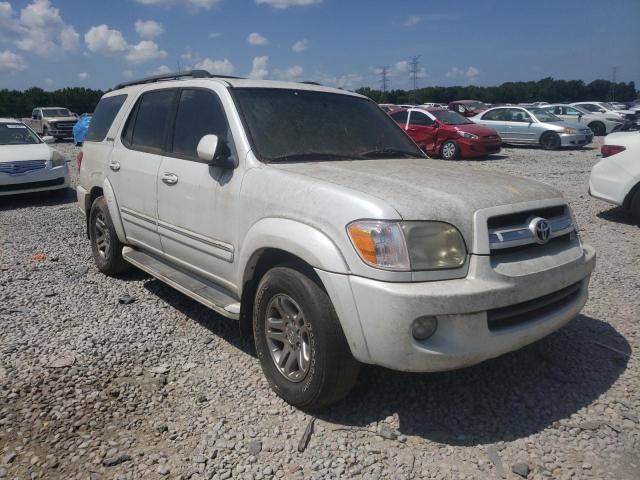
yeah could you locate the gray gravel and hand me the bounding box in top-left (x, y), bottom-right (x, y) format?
top-left (0, 139), bottom-right (638, 479)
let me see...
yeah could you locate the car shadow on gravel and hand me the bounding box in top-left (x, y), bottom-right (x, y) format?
top-left (317, 314), bottom-right (630, 446)
top-left (597, 206), bottom-right (637, 227)
top-left (0, 189), bottom-right (76, 211)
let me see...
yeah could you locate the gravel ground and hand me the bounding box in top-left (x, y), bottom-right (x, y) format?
top-left (0, 138), bottom-right (638, 480)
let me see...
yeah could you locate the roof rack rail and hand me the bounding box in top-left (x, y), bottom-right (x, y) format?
top-left (299, 81), bottom-right (321, 86)
top-left (114, 70), bottom-right (242, 90)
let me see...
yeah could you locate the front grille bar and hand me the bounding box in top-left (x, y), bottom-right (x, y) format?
top-left (489, 214), bottom-right (574, 250)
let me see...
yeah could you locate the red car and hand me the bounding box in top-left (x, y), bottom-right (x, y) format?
top-left (448, 100), bottom-right (488, 117)
top-left (389, 107), bottom-right (502, 160)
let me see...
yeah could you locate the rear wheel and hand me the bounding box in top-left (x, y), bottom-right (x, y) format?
top-left (541, 131), bottom-right (561, 150)
top-left (630, 189), bottom-right (640, 226)
top-left (588, 122), bottom-right (606, 136)
top-left (253, 266), bottom-right (360, 409)
top-left (89, 197), bottom-right (130, 275)
top-left (441, 140), bottom-right (460, 160)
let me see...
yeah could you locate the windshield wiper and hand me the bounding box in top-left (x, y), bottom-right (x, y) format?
top-left (268, 152), bottom-right (362, 163)
top-left (359, 148), bottom-right (424, 159)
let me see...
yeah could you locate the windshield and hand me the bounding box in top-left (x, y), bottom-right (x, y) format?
top-left (430, 110), bottom-right (473, 125)
top-left (466, 101), bottom-right (487, 112)
top-left (42, 108), bottom-right (73, 117)
top-left (529, 107), bottom-right (561, 122)
top-left (234, 88), bottom-right (425, 162)
top-left (0, 123), bottom-right (42, 145)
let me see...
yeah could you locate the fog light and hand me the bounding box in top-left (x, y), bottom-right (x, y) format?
top-left (412, 316), bottom-right (438, 341)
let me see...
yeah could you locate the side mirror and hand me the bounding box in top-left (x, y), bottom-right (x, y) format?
top-left (42, 136), bottom-right (55, 144)
top-left (196, 134), bottom-right (232, 167)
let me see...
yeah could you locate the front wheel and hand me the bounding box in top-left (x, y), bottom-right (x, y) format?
top-left (541, 132), bottom-right (561, 150)
top-left (441, 140), bottom-right (460, 160)
top-left (588, 122), bottom-right (606, 136)
top-left (253, 266), bottom-right (360, 409)
top-left (89, 197), bottom-right (131, 275)
top-left (630, 189), bottom-right (640, 226)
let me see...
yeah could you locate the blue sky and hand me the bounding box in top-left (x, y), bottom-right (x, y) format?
top-left (0, 0), bottom-right (638, 92)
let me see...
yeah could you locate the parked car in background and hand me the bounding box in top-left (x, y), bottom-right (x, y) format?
top-left (378, 103), bottom-right (399, 113)
top-left (449, 100), bottom-right (488, 117)
top-left (421, 102), bottom-right (448, 108)
top-left (544, 104), bottom-right (624, 136)
top-left (570, 102), bottom-right (637, 124)
top-left (472, 106), bottom-right (593, 149)
top-left (23, 107), bottom-right (78, 141)
top-left (77, 70), bottom-right (595, 408)
top-left (73, 114), bottom-right (92, 146)
top-left (589, 131), bottom-right (640, 225)
top-left (390, 107), bottom-right (501, 160)
top-left (0, 118), bottom-right (69, 196)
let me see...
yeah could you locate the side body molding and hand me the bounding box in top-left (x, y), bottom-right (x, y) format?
top-left (102, 178), bottom-right (127, 243)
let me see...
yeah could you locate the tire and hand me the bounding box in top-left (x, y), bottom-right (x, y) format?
top-left (89, 197), bottom-right (130, 275)
top-left (588, 122), bottom-right (606, 136)
top-left (253, 266), bottom-right (360, 409)
top-left (440, 140), bottom-right (460, 160)
top-left (541, 131), bottom-right (561, 150)
top-left (630, 189), bottom-right (640, 227)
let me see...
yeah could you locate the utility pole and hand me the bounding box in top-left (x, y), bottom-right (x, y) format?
top-left (379, 66), bottom-right (389, 100)
top-left (409, 55), bottom-right (420, 103)
top-left (608, 66), bottom-right (618, 102)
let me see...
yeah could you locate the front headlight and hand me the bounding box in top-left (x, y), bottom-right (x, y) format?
top-left (563, 127), bottom-right (575, 134)
top-left (347, 220), bottom-right (467, 271)
top-left (458, 131), bottom-right (478, 140)
top-left (51, 150), bottom-right (66, 167)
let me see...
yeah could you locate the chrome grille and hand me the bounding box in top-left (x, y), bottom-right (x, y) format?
top-left (488, 205), bottom-right (574, 251)
top-left (0, 160), bottom-right (47, 175)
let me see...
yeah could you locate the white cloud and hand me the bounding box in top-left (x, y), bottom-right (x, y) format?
top-left (0, 49), bottom-right (26, 72)
top-left (314, 72), bottom-right (364, 90)
top-left (404, 15), bottom-right (422, 26)
top-left (78, 72), bottom-right (89, 81)
top-left (126, 40), bottom-right (167, 64)
top-left (85, 24), bottom-right (128, 54)
top-left (256, 0), bottom-right (322, 8)
top-left (4, 0), bottom-right (80, 57)
top-left (248, 56), bottom-right (268, 79)
top-left (180, 47), bottom-right (200, 64)
top-left (446, 65), bottom-right (480, 82)
top-left (122, 69), bottom-right (134, 78)
top-left (148, 64), bottom-right (171, 75)
top-left (135, 19), bottom-right (164, 39)
top-left (393, 60), bottom-right (409, 74)
top-left (136, 0), bottom-right (220, 9)
top-left (274, 65), bottom-right (304, 81)
top-left (291, 39), bottom-right (308, 53)
top-left (208, 31), bottom-right (223, 38)
top-left (247, 32), bottom-right (268, 46)
top-left (195, 57), bottom-right (235, 75)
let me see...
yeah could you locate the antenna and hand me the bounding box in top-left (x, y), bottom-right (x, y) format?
top-left (379, 66), bottom-right (389, 98)
top-left (409, 55), bottom-right (421, 102)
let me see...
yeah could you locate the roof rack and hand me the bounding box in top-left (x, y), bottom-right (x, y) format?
top-left (114, 70), bottom-right (242, 90)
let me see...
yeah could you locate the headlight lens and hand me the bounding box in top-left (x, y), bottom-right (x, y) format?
top-left (563, 127), bottom-right (575, 134)
top-left (347, 220), bottom-right (467, 271)
top-left (51, 150), bottom-right (66, 167)
top-left (459, 131), bottom-right (478, 140)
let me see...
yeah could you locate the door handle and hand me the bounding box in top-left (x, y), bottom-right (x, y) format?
top-left (161, 172), bottom-right (179, 185)
top-left (109, 161), bottom-right (120, 172)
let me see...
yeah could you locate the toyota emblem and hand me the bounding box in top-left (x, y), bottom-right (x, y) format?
top-left (529, 217), bottom-right (551, 244)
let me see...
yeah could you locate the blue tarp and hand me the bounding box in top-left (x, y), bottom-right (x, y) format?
top-left (73, 115), bottom-right (91, 145)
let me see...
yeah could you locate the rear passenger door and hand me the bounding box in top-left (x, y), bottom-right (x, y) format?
top-left (108, 89), bottom-right (176, 256)
top-left (156, 88), bottom-right (242, 292)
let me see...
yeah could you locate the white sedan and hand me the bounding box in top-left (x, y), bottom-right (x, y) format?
top-left (0, 118), bottom-right (70, 196)
top-left (589, 131), bottom-right (640, 225)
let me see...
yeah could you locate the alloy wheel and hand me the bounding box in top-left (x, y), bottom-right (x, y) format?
top-left (94, 211), bottom-right (111, 259)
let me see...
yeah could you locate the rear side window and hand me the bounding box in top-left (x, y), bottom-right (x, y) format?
top-left (122, 90), bottom-right (175, 152)
top-left (171, 89), bottom-right (233, 159)
top-left (409, 111), bottom-right (434, 126)
top-left (482, 109), bottom-right (505, 121)
top-left (85, 94), bottom-right (127, 142)
top-left (390, 110), bottom-right (408, 126)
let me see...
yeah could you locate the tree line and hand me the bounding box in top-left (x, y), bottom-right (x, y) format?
top-left (356, 78), bottom-right (638, 105)
top-left (0, 87), bottom-right (104, 118)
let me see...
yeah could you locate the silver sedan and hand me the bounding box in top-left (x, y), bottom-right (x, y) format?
top-left (544, 104), bottom-right (624, 136)
top-left (471, 106), bottom-right (593, 149)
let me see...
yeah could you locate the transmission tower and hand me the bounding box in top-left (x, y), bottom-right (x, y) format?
top-left (379, 66), bottom-right (390, 99)
top-left (409, 55), bottom-right (421, 103)
top-left (608, 66), bottom-right (618, 102)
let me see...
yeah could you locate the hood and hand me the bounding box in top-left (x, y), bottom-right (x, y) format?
top-left (453, 123), bottom-right (499, 136)
top-left (46, 117), bottom-right (77, 123)
top-left (612, 109), bottom-right (634, 115)
top-left (271, 158), bottom-right (562, 246)
top-left (0, 143), bottom-right (51, 163)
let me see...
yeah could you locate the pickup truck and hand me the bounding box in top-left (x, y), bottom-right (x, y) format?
top-left (24, 107), bottom-right (78, 140)
top-left (77, 70), bottom-right (596, 409)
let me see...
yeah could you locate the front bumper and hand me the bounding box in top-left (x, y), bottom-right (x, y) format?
top-left (0, 165), bottom-right (69, 196)
top-left (458, 138), bottom-right (502, 158)
top-left (317, 243), bottom-right (595, 372)
top-left (559, 131), bottom-right (593, 147)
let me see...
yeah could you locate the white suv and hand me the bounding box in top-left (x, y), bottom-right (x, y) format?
top-left (77, 70), bottom-right (596, 408)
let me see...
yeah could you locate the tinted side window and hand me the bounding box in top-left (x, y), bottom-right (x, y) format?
top-left (580, 104), bottom-right (598, 112)
top-left (85, 94), bottom-right (127, 142)
top-left (482, 109), bottom-right (504, 121)
top-left (171, 89), bottom-right (232, 159)
top-left (127, 90), bottom-right (175, 151)
top-left (508, 109), bottom-right (531, 122)
top-left (409, 111), bottom-right (434, 126)
top-left (390, 111), bottom-right (408, 125)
